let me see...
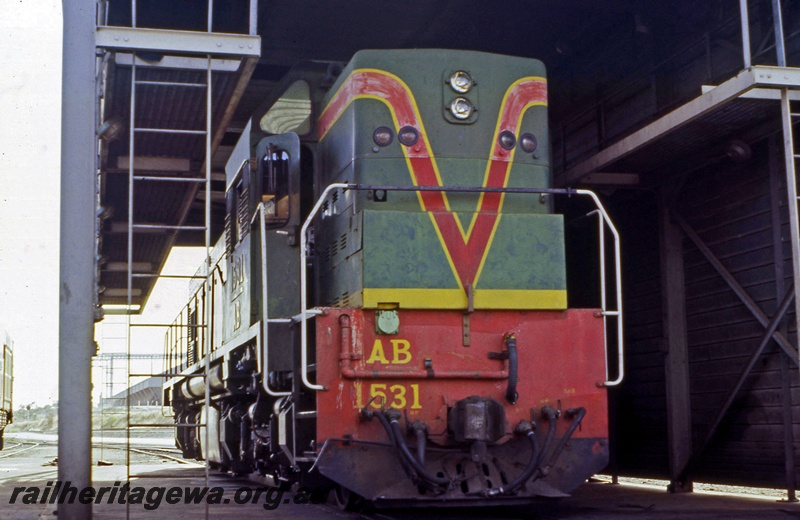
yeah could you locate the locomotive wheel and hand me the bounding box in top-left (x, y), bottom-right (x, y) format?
top-left (331, 484), bottom-right (363, 512)
top-left (308, 487), bottom-right (331, 504)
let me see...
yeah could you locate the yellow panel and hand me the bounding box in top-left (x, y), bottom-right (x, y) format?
top-left (362, 288), bottom-right (567, 310)
top-left (474, 289), bottom-right (567, 309)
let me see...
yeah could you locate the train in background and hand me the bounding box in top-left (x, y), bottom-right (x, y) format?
top-left (0, 329), bottom-right (13, 450)
top-left (163, 49), bottom-right (622, 507)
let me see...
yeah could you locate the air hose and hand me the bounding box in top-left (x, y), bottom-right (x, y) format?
top-left (499, 406), bottom-right (587, 496)
top-left (544, 407), bottom-right (586, 469)
top-left (485, 422), bottom-right (538, 496)
top-left (372, 409), bottom-right (417, 481)
top-left (413, 424), bottom-right (427, 466)
top-left (486, 406), bottom-right (557, 496)
top-left (536, 406), bottom-right (558, 469)
top-left (389, 417), bottom-right (452, 486)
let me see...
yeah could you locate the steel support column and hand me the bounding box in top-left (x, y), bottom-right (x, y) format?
top-left (658, 182), bottom-right (693, 493)
top-left (769, 136), bottom-right (798, 502)
top-left (779, 88), bottom-right (800, 359)
top-left (740, 0), bottom-right (751, 68)
top-left (59, 0), bottom-right (96, 518)
top-left (771, 0), bottom-right (800, 378)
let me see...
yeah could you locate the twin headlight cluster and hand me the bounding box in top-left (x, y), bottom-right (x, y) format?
top-left (448, 70), bottom-right (475, 121)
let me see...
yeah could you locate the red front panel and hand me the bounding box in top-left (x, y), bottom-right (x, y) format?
top-left (315, 308), bottom-right (607, 445)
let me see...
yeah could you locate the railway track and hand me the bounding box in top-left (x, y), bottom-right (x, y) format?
top-left (0, 441), bottom-right (40, 459)
top-left (0, 442), bottom-right (58, 487)
top-left (97, 443), bottom-right (204, 466)
top-left (2, 433), bottom-right (199, 474)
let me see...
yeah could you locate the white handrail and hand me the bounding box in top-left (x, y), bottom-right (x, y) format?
top-left (253, 202), bottom-right (291, 396)
top-left (587, 210), bottom-right (609, 383)
top-left (297, 184), bottom-right (624, 391)
top-left (299, 183), bottom-right (350, 390)
top-left (576, 190), bottom-right (624, 386)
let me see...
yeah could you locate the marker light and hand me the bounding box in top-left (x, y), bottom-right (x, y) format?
top-left (449, 71), bottom-right (473, 93)
top-left (398, 126), bottom-right (419, 146)
top-left (449, 97), bottom-right (474, 120)
top-left (520, 133), bottom-right (538, 153)
top-left (373, 126), bottom-right (394, 147)
top-left (498, 130), bottom-right (516, 150)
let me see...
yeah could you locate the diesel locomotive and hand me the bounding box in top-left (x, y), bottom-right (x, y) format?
top-left (163, 49), bottom-right (622, 507)
top-left (0, 329), bottom-right (12, 450)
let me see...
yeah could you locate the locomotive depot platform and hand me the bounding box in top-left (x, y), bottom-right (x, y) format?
top-left (2, 438), bottom-right (799, 520)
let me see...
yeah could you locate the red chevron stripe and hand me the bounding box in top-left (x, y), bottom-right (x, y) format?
top-left (319, 70), bottom-right (547, 290)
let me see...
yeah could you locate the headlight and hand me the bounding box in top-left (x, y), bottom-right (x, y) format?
top-left (449, 71), bottom-right (473, 93)
top-left (449, 97), bottom-right (474, 120)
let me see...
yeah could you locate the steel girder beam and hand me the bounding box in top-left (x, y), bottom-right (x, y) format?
top-left (114, 53), bottom-right (242, 71)
top-left (673, 213), bottom-right (799, 363)
top-left (95, 26), bottom-right (260, 58)
top-left (670, 208), bottom-right (799, 487)
top-left (560, 66), bottom-right (800, 187)
top-left (676, 287), bottom-right (795, 484)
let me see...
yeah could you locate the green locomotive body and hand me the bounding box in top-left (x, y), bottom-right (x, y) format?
top-left (164, 49), bottom-right (614, 506)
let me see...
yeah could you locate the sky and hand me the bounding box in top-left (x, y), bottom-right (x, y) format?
top-left (93, 248), bottom-right (206, 402)
top-left (0, 1), bottom-right (205, 407)
top-left (0, 1), bottom-right (64, 406)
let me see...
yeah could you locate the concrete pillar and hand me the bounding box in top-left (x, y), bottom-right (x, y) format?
top-left (58, 1), bottom-right (96, 518)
